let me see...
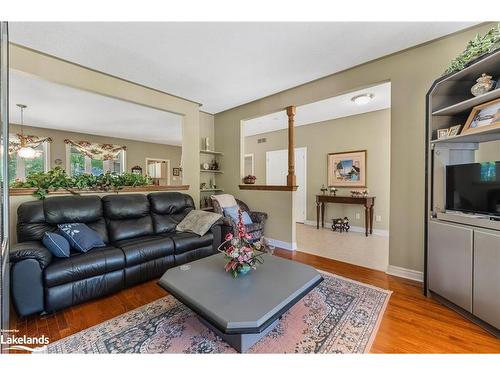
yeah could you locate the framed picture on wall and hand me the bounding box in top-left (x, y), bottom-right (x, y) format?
top-left (327, 150), bottom-right (367, 187)
top-left (172, 167), bottom-right (180, 176)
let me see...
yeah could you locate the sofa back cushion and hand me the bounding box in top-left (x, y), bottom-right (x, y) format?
top-left (102, 194), bottom-right (153, 242)
top-left (148, 192), bottom-right (194, 234)
top-left (17, 200), bottom-right (53, 242)
top-left (44, 195), bottom-right (109, 243)
top-left (17, 196), bottom-right (108, 243)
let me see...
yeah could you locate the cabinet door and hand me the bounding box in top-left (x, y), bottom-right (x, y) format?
top-left (428, 221), bottom-right (473, 312)
top-left (473, 229), bottom-right (500, 329)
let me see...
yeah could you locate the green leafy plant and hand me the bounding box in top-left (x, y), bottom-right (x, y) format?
top-left (116, 172), bottom-right (152, 187)
top-left (444, 24), bottom-right (500, 75)
top-left (11, 167), bottom-right (73, 199)
top-left (11, 167), bottom-right (153, 199)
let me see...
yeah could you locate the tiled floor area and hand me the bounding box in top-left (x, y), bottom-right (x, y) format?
top-left (296, 223), bottom-right (389, 271)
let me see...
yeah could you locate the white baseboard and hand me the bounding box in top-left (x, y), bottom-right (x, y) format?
top-left (302, 220), bottom-right (389, 237)
top-left (303, 220), bottom-right (317, 226)
top-left (386, 265), bottom-right (423, 282)
top-left (266, 238), bottom-right (297, 251)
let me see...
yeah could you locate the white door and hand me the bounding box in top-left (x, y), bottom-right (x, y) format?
top-left (266, 149), bottom-right (287, 185)
top-left (266, 148), bottom-right (307, 223)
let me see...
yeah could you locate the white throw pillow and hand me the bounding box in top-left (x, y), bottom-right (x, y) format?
top-left (176, 210), bottom-right (222, 236)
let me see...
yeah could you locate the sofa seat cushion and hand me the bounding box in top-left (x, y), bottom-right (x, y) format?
top-left (44, 246), bottom-right (125, 288)
top-left (163, 232), bottom-right (214, 255)
top-left (113, 235), bottom-right (175, 267)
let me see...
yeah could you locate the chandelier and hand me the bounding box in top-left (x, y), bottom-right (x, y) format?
top-left (16, 104), bottom-right (39, 159)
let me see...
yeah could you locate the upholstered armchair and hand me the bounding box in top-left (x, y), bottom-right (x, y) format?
top-left (212, 198), bottom-right (268, 243)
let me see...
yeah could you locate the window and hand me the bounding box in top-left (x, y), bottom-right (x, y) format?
top-left (67, 145), bottom-right (126, 176)
top-left (8, 141), bottom-right (50, 183)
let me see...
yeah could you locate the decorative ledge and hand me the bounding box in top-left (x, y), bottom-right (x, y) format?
top-left (238, 184), bottom-right (298, 191)
top-left (10, 185), bottom-right (190, 196)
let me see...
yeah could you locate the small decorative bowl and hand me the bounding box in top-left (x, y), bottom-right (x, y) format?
top-left (243, 177), bottom-right (256, 184)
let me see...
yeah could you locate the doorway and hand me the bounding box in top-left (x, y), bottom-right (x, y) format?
top-left (266, 147), bottom-right (307, 223)
top-left (244, 153), bottom-right (254, 176)
top-left (146, 158), bottom-right (171, 185)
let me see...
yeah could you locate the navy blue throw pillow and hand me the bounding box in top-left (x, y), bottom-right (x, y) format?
top-left (57, 223), bottom-right (106, 253)
top-left (42, 232), bottom-right (70, 258)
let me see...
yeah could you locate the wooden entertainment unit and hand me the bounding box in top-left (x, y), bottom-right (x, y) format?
top-left (425, 50), bottom-right (500, 337)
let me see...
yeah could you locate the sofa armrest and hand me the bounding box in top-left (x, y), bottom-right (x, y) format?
top-left (250, 211), bottom-right (268, 223)
top-left (208, 218), bottom-right (225, 253)
top-left (10, 241), bottom-right (53, 269)
top-left (221, 216), bottom-right (233, 226)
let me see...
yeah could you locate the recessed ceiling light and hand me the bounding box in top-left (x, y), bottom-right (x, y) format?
top-left (351, 93), bottom-right (374, 105)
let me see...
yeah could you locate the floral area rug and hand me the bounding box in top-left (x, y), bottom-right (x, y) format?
top-left (45, 272), bottom-right (391, 354)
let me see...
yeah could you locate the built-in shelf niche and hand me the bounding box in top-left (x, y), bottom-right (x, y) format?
top-left (200, 169), bottom-right (224, 174)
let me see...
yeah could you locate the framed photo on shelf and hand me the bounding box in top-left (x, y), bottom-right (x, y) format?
top-left (462, 97), bottom-right (500, 134)
top-left (437, 129), bottom-right (449, 139)
top-left (327, 150), bottom-right (367, 188)
top-left (447, 124), bottom-right (462, 137)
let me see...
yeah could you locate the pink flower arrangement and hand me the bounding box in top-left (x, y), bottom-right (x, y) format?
top-left (218, 209), bottom-right (264, 278)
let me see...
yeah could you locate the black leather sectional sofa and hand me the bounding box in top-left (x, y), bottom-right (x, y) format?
top-left (10, 192), bottom-right (224, 317)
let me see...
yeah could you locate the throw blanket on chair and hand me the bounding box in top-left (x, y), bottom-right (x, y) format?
top-left (211, 194), bottom-right (237, 209)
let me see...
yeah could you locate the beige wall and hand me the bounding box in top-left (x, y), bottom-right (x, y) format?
top-left (245, 109), bottom-right (391, 230)
top-left (215, 23), bottom-right (495, 271)
top-left (10, 44), bottom-right (201, 204)
top-left (199, 111), bottom-right (215, 149)
top-left (476, 140), bottom-right (500, 162)
top-left (10, 124), bottom-right (183, 184)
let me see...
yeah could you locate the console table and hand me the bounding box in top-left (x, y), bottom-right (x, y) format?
top-left (316, 195), bottom-right (375, 236)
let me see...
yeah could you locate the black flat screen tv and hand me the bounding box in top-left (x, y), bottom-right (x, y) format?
top-left (446, 161), bottom-right (500, 216)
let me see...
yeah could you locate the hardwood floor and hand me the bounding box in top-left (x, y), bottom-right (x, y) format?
top-left (10, 249), bottom-right (500, 353)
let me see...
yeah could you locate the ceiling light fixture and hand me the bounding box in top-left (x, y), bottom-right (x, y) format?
top-left (351, 93), bottom-right (374, 105)
top-left (16, 104), bottom-right (39, 160)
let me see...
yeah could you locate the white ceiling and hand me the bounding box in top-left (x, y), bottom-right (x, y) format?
top-left (244, 82), bottom-right (391, 136)
top-left (9, 70), bottom-right (183, 146)
top-left (9, 22), bottom-right (476, 114)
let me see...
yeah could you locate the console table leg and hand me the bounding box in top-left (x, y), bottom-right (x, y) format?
top-left (369, 206), bottom-right (374, 234)
top-left (321, 202), bottom-right (325, 228)
top-left (316, 202), bottom-right (320, 229)
top-left (364, 206), bottom-right (369, 237)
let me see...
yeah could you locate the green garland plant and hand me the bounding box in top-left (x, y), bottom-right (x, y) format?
top-left (11, 166), bottom-right (153, 199)
top-left (444, 23), bottom-right (500, 75)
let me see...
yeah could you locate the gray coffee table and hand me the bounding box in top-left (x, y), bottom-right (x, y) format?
top-left (158, 253), bottom-right (323, 352)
